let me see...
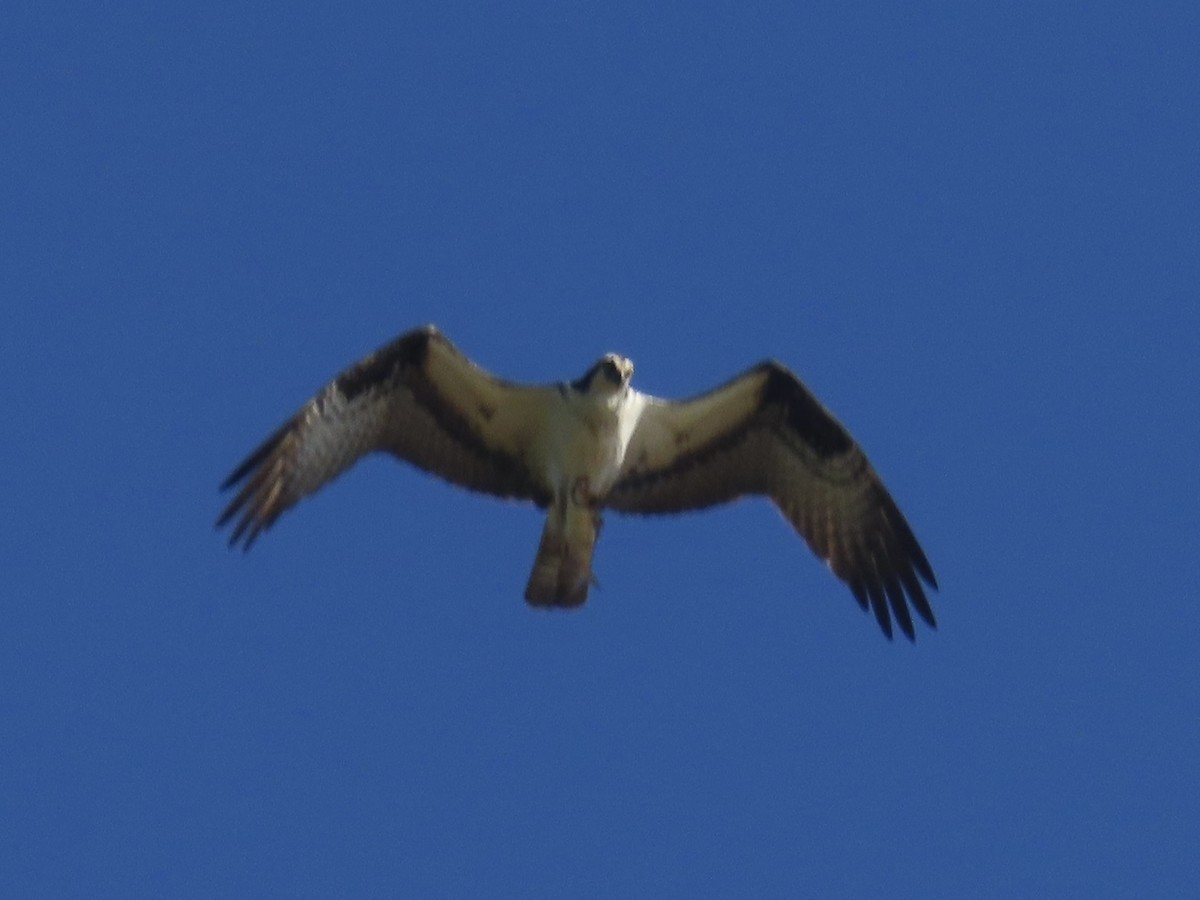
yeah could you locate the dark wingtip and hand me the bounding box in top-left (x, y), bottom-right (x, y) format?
top-left (848, 579), bottom-right (870, 613)
top-left (913, 550), bottom-right (938, 590)
top-left (215, 476), bottom-right (260, 550)
top-left (214, 492), bottom-right (242, 530)
top-left (844, 548), bottom-right (937, 641)
top-left (902, 567), bottom-right (938, 631)
top-left (880, 498), bottom-right (939, 637)
top-left (216, 417), bottom-right (295, 550)
top-left (865, 582), bottom-right (894, 640)
top-left (885, 577), bottom-right (916, 642)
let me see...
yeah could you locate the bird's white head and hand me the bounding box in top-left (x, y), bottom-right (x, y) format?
top-left (574, 353), bottom-right (634, 397)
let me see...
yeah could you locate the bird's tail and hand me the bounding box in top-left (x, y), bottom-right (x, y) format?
top-left (524, 501), bottom-right (601, 608)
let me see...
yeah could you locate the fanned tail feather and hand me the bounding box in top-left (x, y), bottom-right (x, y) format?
top-left (524, 504), bottom-right (600, 608)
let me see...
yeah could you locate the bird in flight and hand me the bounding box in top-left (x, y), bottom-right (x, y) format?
top-left (218, 325), bottom-right (938, 640)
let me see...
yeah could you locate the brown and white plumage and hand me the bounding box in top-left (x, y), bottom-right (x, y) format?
top-left (218, 325), bottom-right (938, 640)
top-left (607, 364), bottom-right (937, 640)
top-left (217, 327), bottom-right (551, 546)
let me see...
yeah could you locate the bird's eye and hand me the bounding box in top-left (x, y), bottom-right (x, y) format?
top-left (601, 359), bottom-right (622, 383)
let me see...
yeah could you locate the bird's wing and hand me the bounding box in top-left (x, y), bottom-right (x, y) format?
top-left (217, 325), bottom-right (553, 549)
top-left (607, 363), bottom-right (937, 640)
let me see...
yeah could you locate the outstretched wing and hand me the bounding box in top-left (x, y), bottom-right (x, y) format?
top-left (607, 363), bottom-right (937, 640)
top-left (217, 325), bottom-right (553, 549)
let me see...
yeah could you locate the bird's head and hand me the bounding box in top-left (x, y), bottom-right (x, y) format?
top-left (574, 353), bottom-right (634, 396)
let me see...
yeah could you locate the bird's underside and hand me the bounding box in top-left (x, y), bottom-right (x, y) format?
top-left (218, 324), bottom-right (939, 640)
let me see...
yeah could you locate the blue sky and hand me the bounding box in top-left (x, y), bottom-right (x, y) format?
top-left (4, 2), bottom-right (1198, 896)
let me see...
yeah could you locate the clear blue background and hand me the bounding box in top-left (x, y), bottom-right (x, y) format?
top-left (4, 2), bottom-right (1198, 896)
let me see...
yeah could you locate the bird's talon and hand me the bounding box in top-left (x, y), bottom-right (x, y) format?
top-left (571, 476), bottom-right (593, 507)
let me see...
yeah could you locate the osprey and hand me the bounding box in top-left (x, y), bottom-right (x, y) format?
top-left (218, 325), bottom-right (938, 640)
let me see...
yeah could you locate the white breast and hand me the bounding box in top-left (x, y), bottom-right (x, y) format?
top-left (532, 388), bottom-right (643, 499)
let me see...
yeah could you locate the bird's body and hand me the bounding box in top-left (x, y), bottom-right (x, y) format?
top-left (523, 355), bottom-right (637, 606)
top-left (218, 325), bottom-right (938, 640)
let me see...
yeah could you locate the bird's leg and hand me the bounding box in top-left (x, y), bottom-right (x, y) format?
top-left (570, 476), bottom-right (604, 531)
top-left (570, 475), bottom-right (592, 508)
top-left (569, 476), bottom-right (604, 590)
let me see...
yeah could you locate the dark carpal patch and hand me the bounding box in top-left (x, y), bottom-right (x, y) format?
top-left (759, 363), bottom-right (853, 458)
top-left (335, 328), bottom-right (432, 403)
